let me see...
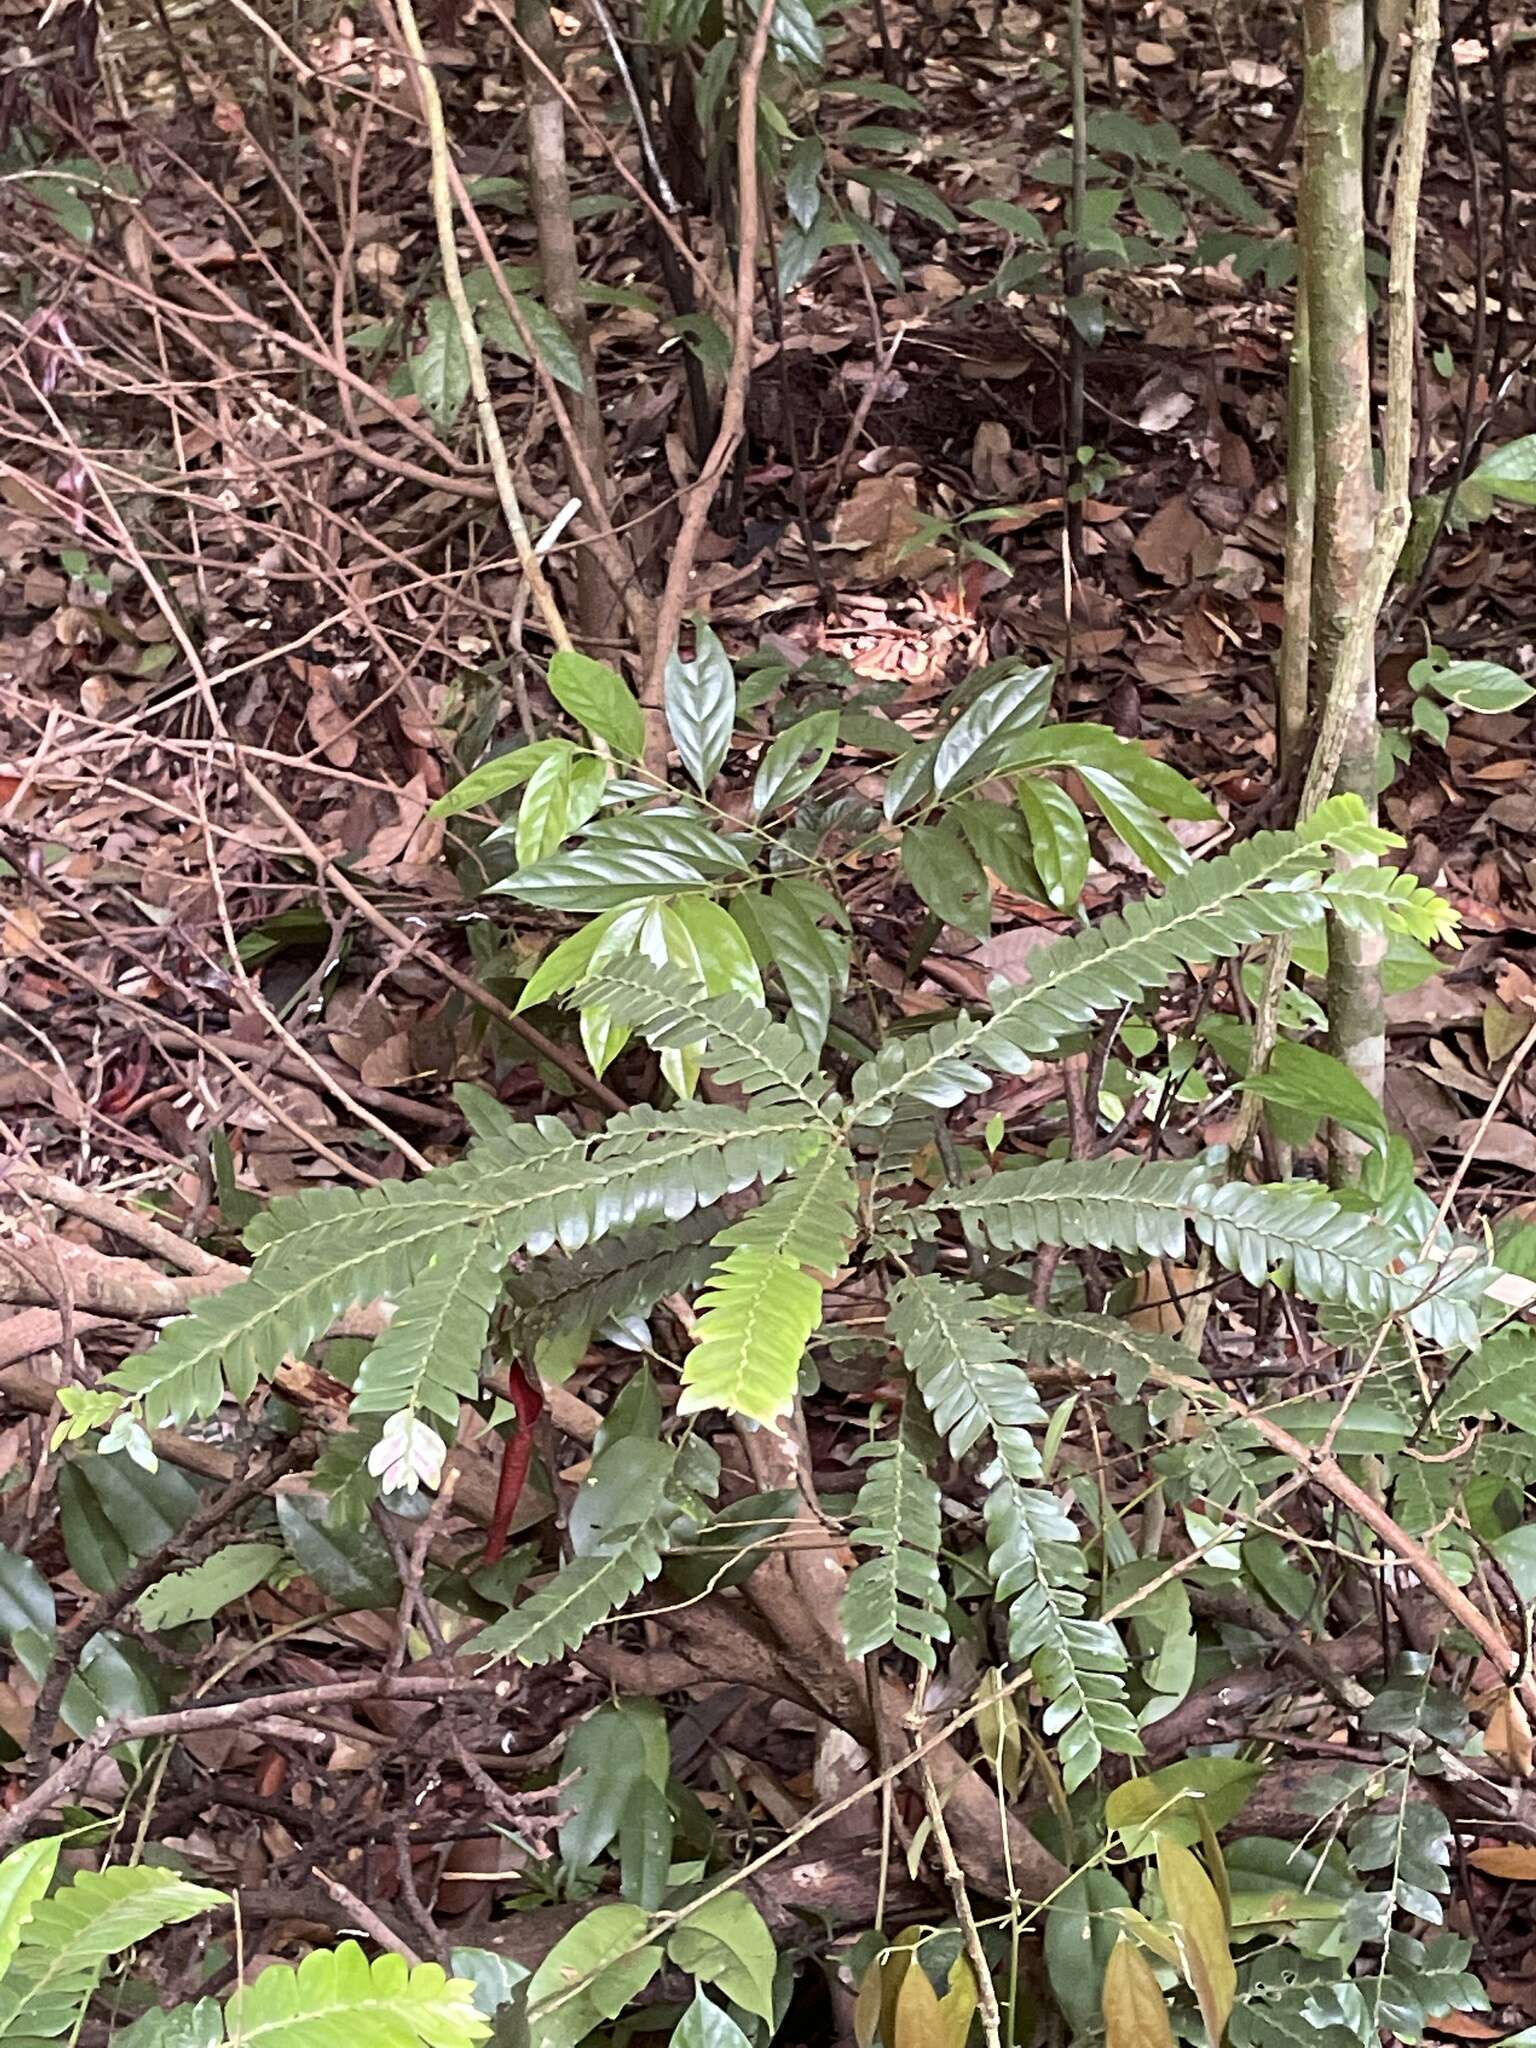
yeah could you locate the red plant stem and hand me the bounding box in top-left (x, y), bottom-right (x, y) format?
top-left (482, 1361), bottom-right (546, 1566)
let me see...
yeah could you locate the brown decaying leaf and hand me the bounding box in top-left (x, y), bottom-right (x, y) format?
top-left (1103, 1936), bottom-right (1176, 2048)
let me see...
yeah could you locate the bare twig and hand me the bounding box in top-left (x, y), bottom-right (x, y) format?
top-left (387, 0), bottom-right (573, 651)
top-left (0, 1675), bottom-right (504, 1853)
top-left (637, 0), bottom-right (780, 775)
top-left (911, 1734), bottom-right (1005, 2048)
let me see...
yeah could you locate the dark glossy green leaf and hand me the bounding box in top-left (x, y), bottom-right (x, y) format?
top-left (430, 740), bottom-right (571, 819)
top-left (492, 842), bottom-right (712, 911)
top-left (753, 708), bottom-right (838, 815)
top-left (846, 167), bottom-right (958, 231)
top-left (785, 138), bottom-right (824, 232)
top-left (1065, 293), bottom-right (1106, 346)
top-left (413, 298), bottom-right (471, 428)
top-left (1133, 181), bottom-right (1185, 240)
top-left (0, 1551), bottom-right (55, 1670)
top-left (66, 1630), bottom-right (169, 1738)
top-left (971, 198), bottom-right (1046, 242)
top-left (568, 1439), bottom-right (678, 1557)
top-left (670, 313), bottom-right (732, 376)
top-left (1017, 776), bottom-right (1090, 908)
top-left (760, 0), bottom-right (822, 67)
top-left (1241, 1040), bottom-right (1389, 1158)
top-left (933, 664), bottom-right (1053, 796)
top-left (779, 210), bottom-right (833, 291)
top-left (732, 881), bottom-right (845, 1056)
top-left (620, 1775), bottom-right (673, 1911)
top-left (1077, 765), bottom-right (1188, 879)
top-left (902, 820), bottom-right (992, 937)
top-left (561, 1698), bottom-right (670, 1870)
top-left (1175, 145), bottom-right (1265, 224)
top-left (1045, 1868), bottom-right (1135, 2036)
top-left (1469, 434), bottom-right (1536, 506)
top-left (57, 1453), bottom-right (200, 1596)
top-left (276, 1491), bottom-right (400, 1610)
top-left (835, 216), bottom-right (903, 289)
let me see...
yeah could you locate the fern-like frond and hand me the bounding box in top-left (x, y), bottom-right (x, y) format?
top-left (222, 1940), bottom-right (489, 2048)
top-left (882, 1276), bottom-right (1136, 1779)
top-left (932, 1160), bottom-right (1472, 1345)
top-left (19, 1865), bottom-right (225, 1965)
top-left (111, 1102), bottom-right (820, 1428)
top-left (853, 820), bottom-right (1352, 1123)
top-left (679, 1248), bottom-right (822, 1427)
top-left (673, 1144), bottom-right (856, 1425)
top-left (1006, 1306), bottom-right (1193, 1394)
top-left (108, 1209), bottom-right (441, 1430)
top-left (936, 1159), bottom-right (1204, 1258)
top-left (474, 1514), bottom-right (671, 1666)
top-left (0, 1867), bottom-right (226, 2044)
top-left (984, 1466), bottom-right (1142, 1790)
top-left (578, 959), bottom-right (834, 1115)
top-left (243, 1118), bottom-right (568, 1259)
top-left (309, 1419), bottom-right (385, 1528)
top-left (842, 1402), bottom-right (949, 1668)
top-left (891, 1275), bottom-right (1046, 1480)
top-left (1323, 866), bottom-right (1460, 948)
top-left (506, 1213), bottom-right (721, 1348)
top-left (714, 1140), bottom-right (857, 1271)
top-left (579, 1102), bottom-right (823, 1242)
top-left (349, 1226), bottom-right (503, 1432)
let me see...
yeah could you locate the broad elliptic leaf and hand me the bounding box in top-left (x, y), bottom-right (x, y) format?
top-left (546, 649), bottom-right (646, 761)
top-left (665, 622), bottom-right (736, 794)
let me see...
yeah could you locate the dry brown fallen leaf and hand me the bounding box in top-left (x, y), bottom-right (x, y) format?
top-left (825, 473), bottom-right (945, 581)
top-left (1449, 1118), bottom-right (1536, 1170)
top-left (1134, 497), bottom-right (1222, 585)
top-left (1467, 1843), bottom-right (1536, 1879)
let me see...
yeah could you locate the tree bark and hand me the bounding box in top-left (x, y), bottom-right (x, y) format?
top-left (1278, 291), bottom-right (1315, 780)
top-left (516, 0), bottom-right (626, 650)
top-left (1300, 0), bottom-right (1385, 1181)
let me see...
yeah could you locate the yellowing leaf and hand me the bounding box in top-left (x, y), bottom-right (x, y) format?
top-left (893, 1952), bottom-right (947, 2048)
top-left (1103, 1934), bottom-right (1176, 2048)
top-left (937, 1952), bottom-right (980, 2048)
top-left (853, 1956), bottom-right (883, 2048)
top-left (1156, 1840), bottom-right (1235, 2048)
top-left (974, 1666), bottom-right (1023, 1796)
top-left (878, 1931), bottom-right (922, 2048)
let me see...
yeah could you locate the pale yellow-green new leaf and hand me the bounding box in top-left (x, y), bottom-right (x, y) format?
top-left (678, 1246), bottom-right (821, 1427)
top-left (222, 1940), bottom-right (489, 2048)
top-left (0, 1837), bottom-right (60, 1983)
top-left (1102, 1934), bottom-right (1176, 2048)
top-left (526, 1904), bottom-right (662, 2048)
top-left (668, 1893), bottom-right (777, 2022)
top-left (891, 1953), bottom-right (946, 2048)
